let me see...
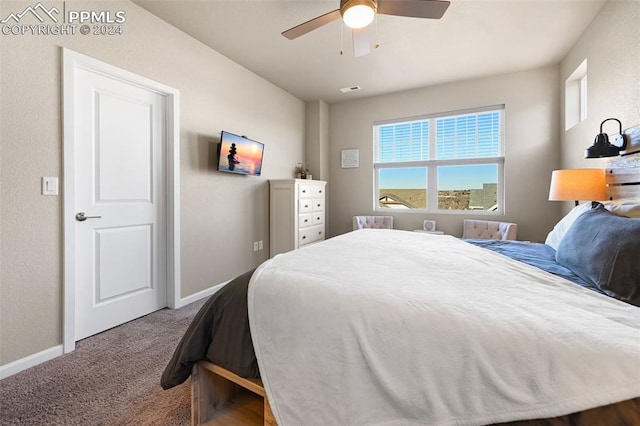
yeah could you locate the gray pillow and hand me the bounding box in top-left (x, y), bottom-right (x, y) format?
top-left (556, 205), bottom-right (640, 305)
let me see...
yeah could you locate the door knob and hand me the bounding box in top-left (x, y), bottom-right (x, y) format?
top-left (75, 212), bottom-right (102, 222)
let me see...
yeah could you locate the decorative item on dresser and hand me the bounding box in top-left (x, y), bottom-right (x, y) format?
top-left (269, 179), bottom-right (327, 257)
top-left (293, 163), bottom-right (309, 179)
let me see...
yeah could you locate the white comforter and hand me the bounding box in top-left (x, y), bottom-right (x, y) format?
top-left (248, 229), bottom-right (640, 425)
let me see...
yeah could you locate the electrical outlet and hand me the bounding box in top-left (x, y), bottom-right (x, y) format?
top-left (258, 240), bottom-right (263, 250)
top-left (253, 242), bottom-right (259, 252)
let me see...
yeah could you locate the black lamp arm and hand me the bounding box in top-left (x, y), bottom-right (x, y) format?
top-left (599, 118), bottom-right (627, 150)
top-left (600, 117), bottom-right (622, 134)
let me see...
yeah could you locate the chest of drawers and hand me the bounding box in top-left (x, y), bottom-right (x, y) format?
top-left (269, 179), bottom-right (327, 257)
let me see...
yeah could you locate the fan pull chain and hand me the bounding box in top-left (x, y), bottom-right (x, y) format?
top-left (340, 21), bottom-right (344, 55)
top-left (374, 13), bottom-right (380, 49)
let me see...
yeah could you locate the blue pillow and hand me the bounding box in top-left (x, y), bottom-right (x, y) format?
top-left (556, 205), bottom-right (640, 305)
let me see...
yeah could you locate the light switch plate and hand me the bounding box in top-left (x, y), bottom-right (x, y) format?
top-left (42, 177), bottom-right (59, 195)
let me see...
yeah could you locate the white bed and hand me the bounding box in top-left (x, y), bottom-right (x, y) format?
top-left (248, 229), bottom-right (640, 425)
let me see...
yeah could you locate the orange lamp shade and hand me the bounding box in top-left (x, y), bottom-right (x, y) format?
top-left (548, 169), bottom-right (607, 202)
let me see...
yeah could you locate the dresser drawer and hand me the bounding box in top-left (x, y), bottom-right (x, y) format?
top-left (298, 225), bottom-right (324, 246)
top-left (311, 198), bottom-right (324, 212)
top-left (298, 183), bottom-right (325, 199)
top-left (299, 199), bottom-right (313, 213)
top-left (299, 213), bottom-right (314, 228)
top-left (312, 211), bottom-right (324, 225)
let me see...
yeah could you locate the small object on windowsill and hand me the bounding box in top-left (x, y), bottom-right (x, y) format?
top-left (423, 219), bottom-right (437, 232)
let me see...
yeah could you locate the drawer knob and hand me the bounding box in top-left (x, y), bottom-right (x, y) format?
top-left (302, 236), bottom-right (306, 239)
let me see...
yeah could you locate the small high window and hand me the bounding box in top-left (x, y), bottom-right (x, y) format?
top-left (565, 59), bottom-right (588, 131)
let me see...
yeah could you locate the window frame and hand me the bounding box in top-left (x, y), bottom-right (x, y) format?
top-left (373, 105), bottom-right (505, 215)
top-left (565, 59), bottom-right (588, 131)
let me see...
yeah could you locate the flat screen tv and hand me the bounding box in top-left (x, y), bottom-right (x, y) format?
top-left (217, 131), bottom-right (264, 176)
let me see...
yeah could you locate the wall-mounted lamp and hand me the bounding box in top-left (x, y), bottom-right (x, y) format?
top-left (549, 169), bottom-right (606, 206)
top-left (585, 118), bottom-right (627, 158)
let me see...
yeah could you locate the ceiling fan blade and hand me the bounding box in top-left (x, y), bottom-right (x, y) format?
top-left (377, 0), bottom-right (450, 19)
top-left (352, 27), bottom-right (371, 58)
top-left (282, 9), bottom-right (341, 40)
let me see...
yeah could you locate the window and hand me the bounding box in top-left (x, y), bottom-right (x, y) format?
top-left (374, 106), bottom-right (504, 214)
top-left (565, 59), bottom-right (587, 131)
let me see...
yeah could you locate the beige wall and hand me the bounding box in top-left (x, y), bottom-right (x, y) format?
top-left (0, 1), bottom-right (304, 365)
top-left (560, 0), bottom-right (640, 201)
top-left (328, 66), bottom-right (561, 242)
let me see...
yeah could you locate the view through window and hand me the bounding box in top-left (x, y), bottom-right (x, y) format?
top-left (374, 106), bottom-right (505, 213)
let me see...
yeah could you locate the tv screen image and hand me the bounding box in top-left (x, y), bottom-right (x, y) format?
top-left (217, 131), bottom-right (264, 176)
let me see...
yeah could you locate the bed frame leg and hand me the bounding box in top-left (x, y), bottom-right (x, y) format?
top-left (191, 361), bottom-right (278, 425)
top-left (191, 363), bottom-right (236, 426)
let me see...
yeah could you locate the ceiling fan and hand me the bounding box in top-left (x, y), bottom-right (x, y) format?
top-left (282, 0), bottom-right (451, 57)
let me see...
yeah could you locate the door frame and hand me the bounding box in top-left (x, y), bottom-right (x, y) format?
top-left (62, 48), bottom-right (181, 353)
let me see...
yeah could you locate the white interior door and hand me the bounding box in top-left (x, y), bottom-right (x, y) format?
top-left (72, 66), bottom-right (167, 341)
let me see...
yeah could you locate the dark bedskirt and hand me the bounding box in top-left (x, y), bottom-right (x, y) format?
top-left (161, 268), bottom-right (258, 390)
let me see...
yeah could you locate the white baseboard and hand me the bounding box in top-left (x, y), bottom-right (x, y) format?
top-left (0, 345), bottom-right (64, 380)
top-left (176, 281), bottom-right (228, 308)
top-left (0, 283), bottom-right (228, 379)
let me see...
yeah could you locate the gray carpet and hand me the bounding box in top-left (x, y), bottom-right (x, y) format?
top-left (0, 298), bottom-right (207, 425)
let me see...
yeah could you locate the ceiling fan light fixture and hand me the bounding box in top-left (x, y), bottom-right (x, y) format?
top-left (341, 0), bottom-right (376, 29)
